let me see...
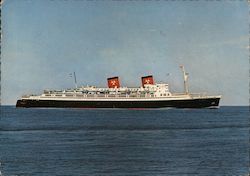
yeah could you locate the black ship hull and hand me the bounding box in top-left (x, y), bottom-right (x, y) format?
top-left (16, 97), bottom-right (220, 109)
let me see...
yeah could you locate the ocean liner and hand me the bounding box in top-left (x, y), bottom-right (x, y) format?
top-left (16, 66), bottom-right (221, 108)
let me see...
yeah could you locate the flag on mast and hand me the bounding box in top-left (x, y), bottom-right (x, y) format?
top-left (69, 72), bottom-right (78, 88)
top-left (184, 73), bottom-right (189, 81)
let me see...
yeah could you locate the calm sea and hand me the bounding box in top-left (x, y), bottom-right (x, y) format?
top-left (0, 106), bottom-right (249, 176)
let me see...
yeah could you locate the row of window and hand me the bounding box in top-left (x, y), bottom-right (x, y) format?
top-left (44, 93), bottom-right (171, 97)
top-left (160, 93), bottom-right (170, 96)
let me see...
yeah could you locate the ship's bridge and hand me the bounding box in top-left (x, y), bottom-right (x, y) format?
top-left (144, 83), bottom-right (172, 97)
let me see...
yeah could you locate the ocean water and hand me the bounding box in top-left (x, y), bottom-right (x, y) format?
top-left (0, 106), bottom-right (249, 176)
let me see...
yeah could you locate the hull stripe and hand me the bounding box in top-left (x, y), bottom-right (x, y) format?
top-left (16, 98), bottom-right (221, 109)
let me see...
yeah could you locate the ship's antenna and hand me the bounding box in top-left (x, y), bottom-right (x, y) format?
top-left (73, 72), bottom-right (78, 89)
top-left (179, 65), bottom-right (189, 94)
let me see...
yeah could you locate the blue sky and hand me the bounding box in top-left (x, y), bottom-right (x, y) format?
top-left (2, 0), bottom-right (248, 105)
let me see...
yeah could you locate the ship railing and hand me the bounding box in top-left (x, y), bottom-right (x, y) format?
top-left (172, 93), bottom-right (187, 96)
top-left (43, 93), bottom-right (153, 98)
top-left (189, 93), bottom-right (207, 97)
top-left (81, 94), bottom-right (151, 98)
top-left (22, 94), bottom-right (40, 98)
top-left (171, 92), bottom-right (207, 97)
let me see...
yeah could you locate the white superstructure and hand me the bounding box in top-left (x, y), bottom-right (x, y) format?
top-left (21, 82), bottom-right (220, 102)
